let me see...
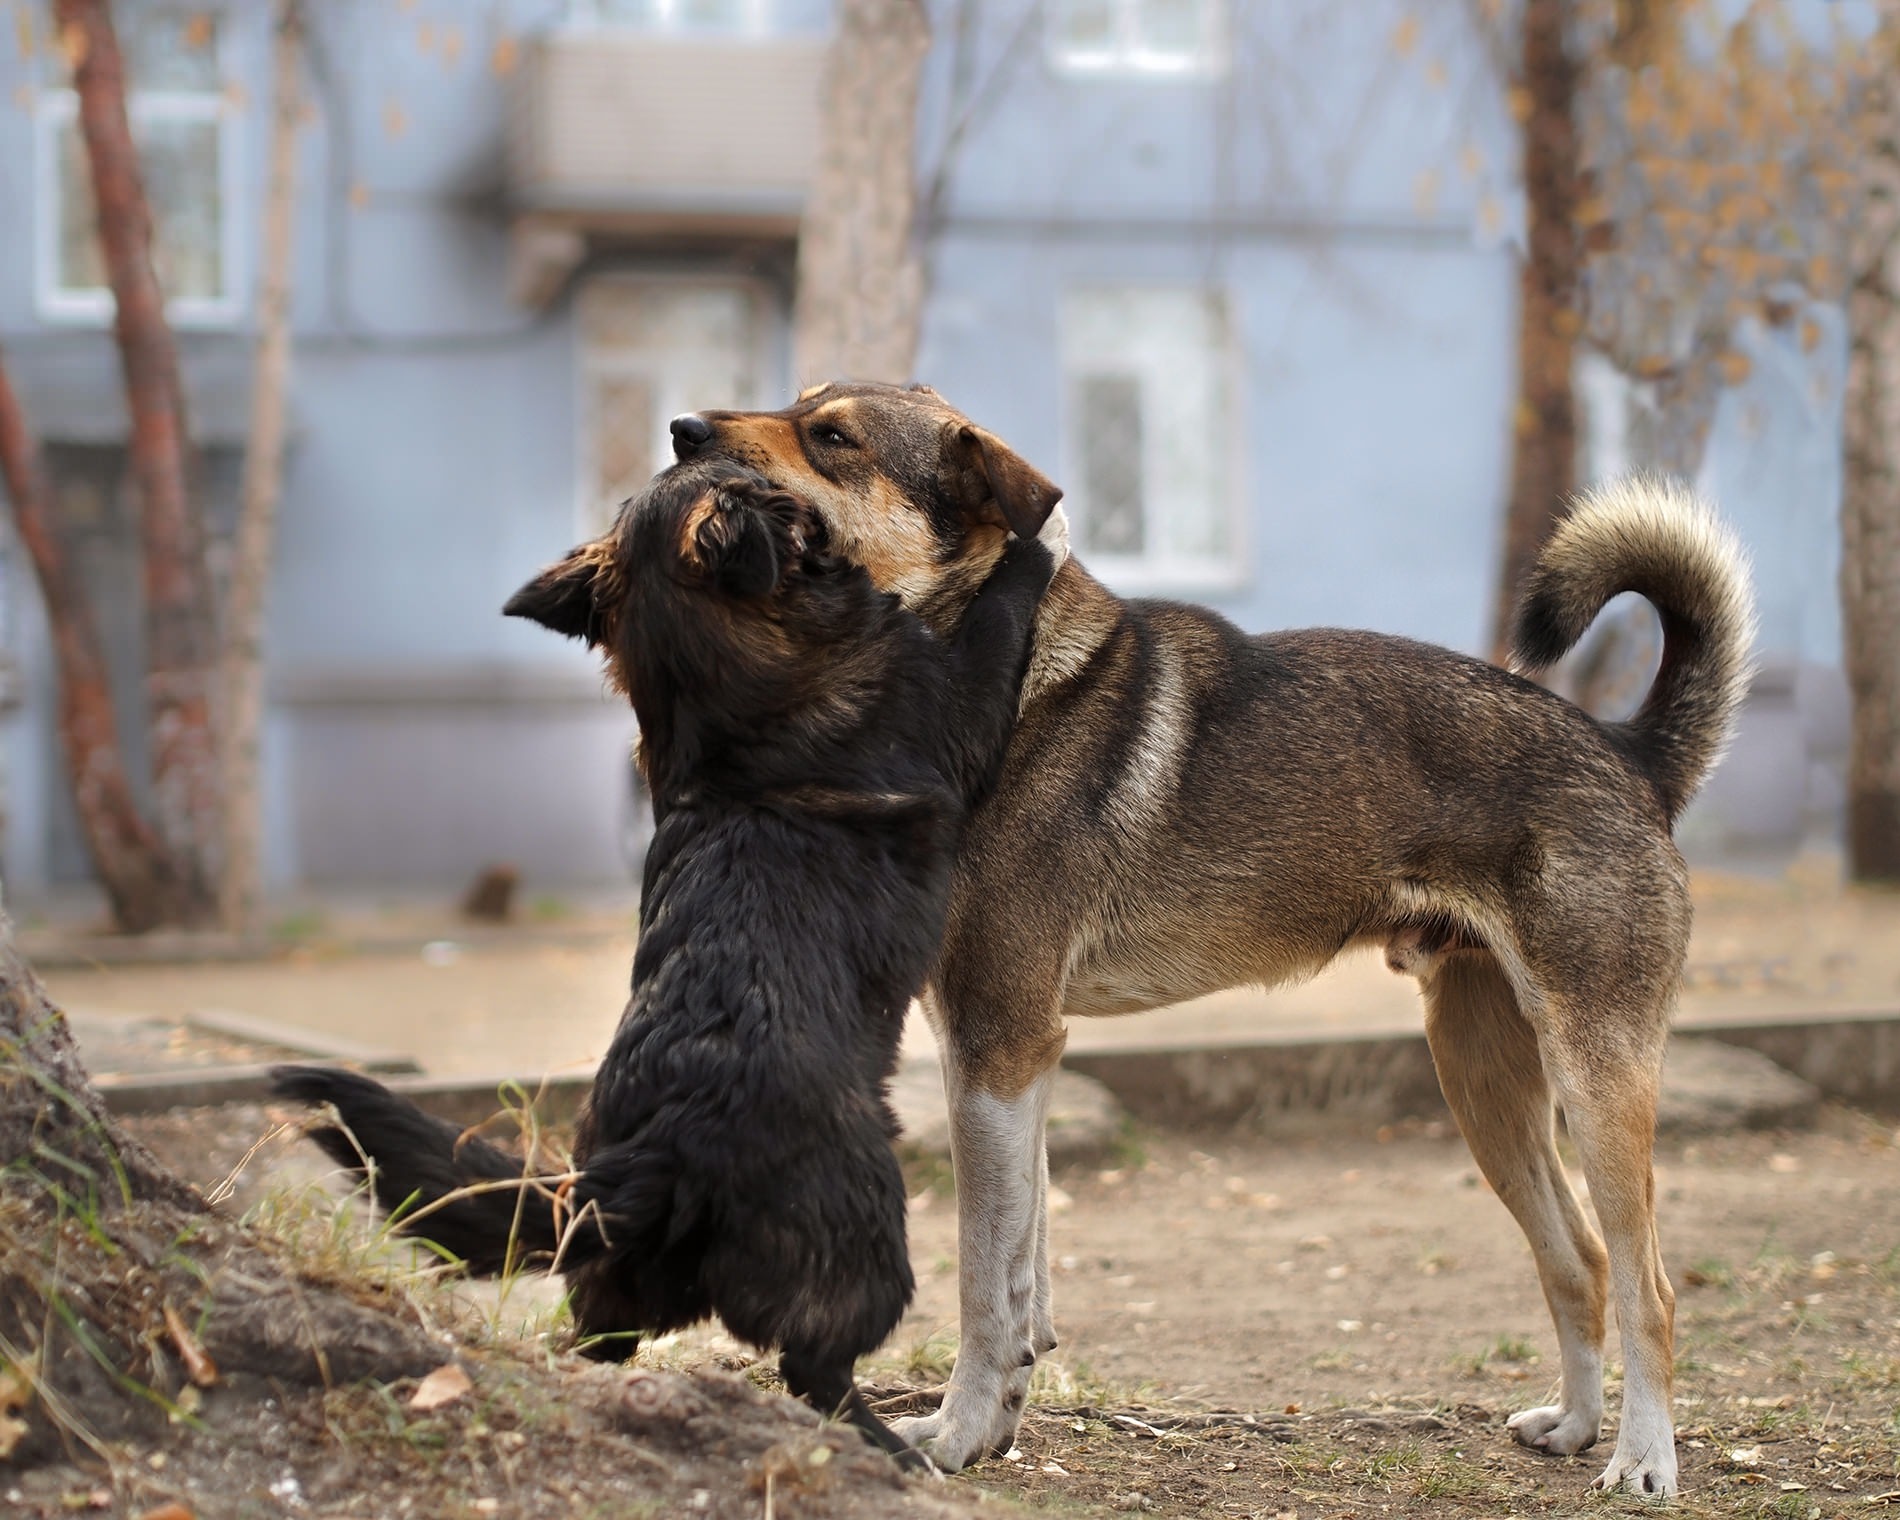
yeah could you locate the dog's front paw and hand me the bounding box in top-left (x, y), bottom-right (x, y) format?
top-left (891, 1404), bottom-right (1013, 1475)
top-left (1507, 1403), bottom-right (1600, 1456)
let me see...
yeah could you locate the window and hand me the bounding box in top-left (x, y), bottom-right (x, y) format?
top-left (35, 9), bottom-right (239, 325)
top-left (565, 0), bottom-right (770, 33)
top-left (1049, 0), bottom-right (1223, 76)
top-left (1061, 288), bottom-right (1238, 589)
top-left (577, 278), bottom-right (775, 538)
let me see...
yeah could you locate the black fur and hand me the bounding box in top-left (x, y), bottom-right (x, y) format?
top-left (275, 458), bottom-right (1053, 1465)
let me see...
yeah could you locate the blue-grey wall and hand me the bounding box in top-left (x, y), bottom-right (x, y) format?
top-left (0, 0), bottom-right (1854, 897)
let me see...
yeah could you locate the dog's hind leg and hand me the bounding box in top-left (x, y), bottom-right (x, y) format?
top-left (1420, 954), bottom-right (1610, 1461)
top-left (891, 1004), bottom-right (1065, 1474)
top-left (1541, 1008), bottom-right (1678, 1496)
top-left (779, 1345), bottom-right (931, 1473)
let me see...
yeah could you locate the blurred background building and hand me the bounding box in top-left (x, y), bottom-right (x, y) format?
top-left (0, 0), bottom-right (1853, 906)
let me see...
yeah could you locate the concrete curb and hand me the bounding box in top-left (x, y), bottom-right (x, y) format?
top-left (96, 1012), bottom-right (1900, 1128)
top-left (1064, 1013), bottom-right (1900, 1132)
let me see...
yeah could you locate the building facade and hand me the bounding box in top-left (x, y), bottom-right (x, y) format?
top-left (0, 0), bottom-right (1851, 902)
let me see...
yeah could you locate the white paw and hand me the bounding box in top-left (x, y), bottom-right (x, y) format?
top-left (1592, 1441), bottom-right (1679, 1497)
top-left (890, 1409), bottom-right (985, 1475)
top-left (1036, 504), bottom-right (1071, 570)
top-left (890, 1395), bottom-right (1024, 1475)
top-left (1507, 1403), bottom-right (1601, 1456)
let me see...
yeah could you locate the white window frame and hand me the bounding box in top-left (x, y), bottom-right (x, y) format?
top-left (1059, 284), bottom-right (1246, 596)
top-left (562, 0), bottom-right (772, 35)
top-left (32, 20), bottom-right (243, 328)
top-left (574, 273), bottom-right (782, 541)
top-left (1047, 0), bottom-right (1225, 79)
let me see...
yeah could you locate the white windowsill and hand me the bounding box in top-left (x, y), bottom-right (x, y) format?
top-left (1081, 555), bottom-right (1249, 597)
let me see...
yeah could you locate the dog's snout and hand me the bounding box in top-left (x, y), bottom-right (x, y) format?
top-left (670, 413), bottom-right (714, 458)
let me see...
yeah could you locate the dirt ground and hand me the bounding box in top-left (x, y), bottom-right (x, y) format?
top-left (7, 1098), bottom-right (1883, 1520)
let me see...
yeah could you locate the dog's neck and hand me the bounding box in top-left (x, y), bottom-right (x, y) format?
top-left (1020, 557), bottom-right (1121, 710)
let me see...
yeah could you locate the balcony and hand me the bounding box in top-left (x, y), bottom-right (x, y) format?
top-left (504, 29), bottom-right (824, 303)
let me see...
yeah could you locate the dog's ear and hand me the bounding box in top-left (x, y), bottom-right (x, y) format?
top-left (504, 542), bottom-right (611, 644)
top-left (689, 481), bottom-right (800, 598)
top-left (950, 424), bottom-right (1063, 538)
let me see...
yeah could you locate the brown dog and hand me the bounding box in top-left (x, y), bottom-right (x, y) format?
top-left (666, 384), bottom-right (1755, 1496)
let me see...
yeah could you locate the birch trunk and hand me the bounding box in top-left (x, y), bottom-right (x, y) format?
top-left (0, 346), bottom-right (185, 933)
top-left (221, 0), bottom-right (302, 934)
top-left (793, 0), bottom-right (931, 385)
top-left (1842, 71), bottom-right (1900, 882)
top-left (57, 0), bottom-right (221, 925)
top-left (1492, 0), bottom-right (1583, 659)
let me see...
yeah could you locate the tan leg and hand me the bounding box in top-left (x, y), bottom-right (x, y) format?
top-left (1546, 1035), bottom-right (1678, 1496)
top-left (1422, 953), bottom-right (1610, 1458)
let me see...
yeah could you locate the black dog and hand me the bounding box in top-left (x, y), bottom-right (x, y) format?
top-left (274, 457), bottom-right (1054, 1465)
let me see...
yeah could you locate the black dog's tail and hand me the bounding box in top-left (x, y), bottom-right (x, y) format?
top-left (1509, 476), bottom-right (1757, 824)
top-left (271, 1066), bottom-right (633, 1275)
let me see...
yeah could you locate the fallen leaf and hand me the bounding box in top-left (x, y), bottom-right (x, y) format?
top-left (0, 1362), bottom-right (29, 1458)
top-left (408, 1362), bottom-right (472, 1411)
top-left (162, 1305), bottom-right (219, 1389)
top-left (136, 1505), bottom-right (196, 1520)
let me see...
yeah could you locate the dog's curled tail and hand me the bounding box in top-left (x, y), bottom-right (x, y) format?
top-left (1510, 476), bottom-right (1757, 823)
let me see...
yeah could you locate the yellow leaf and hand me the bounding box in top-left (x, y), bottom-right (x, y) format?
top-left (441, 25), bottom-right (464, 67)
top-left (183, 12), bottom-right (212, 50)
top-left (0, 1363), bottom-right (29, 1410)
top-left (383, 98), bottom-right (408, 139)
top-left (1718, 350), bottom-right (1752, 386)
top-left (57, 20), bottom-right (86, 72)
top-left (1799, 317), bottom-right (1822, 353)
top-left (14, 4), bottom-right (34, 61)
top-left (490, 36), bottom-right (519, 76)
top-left (1507, 85), bottom-right (1532, 123)
top-left (1391, 13), bottom-right (1420, 57)
top-left (409, 1362), bottom-right (472, 1411)
top-left (417, 20), bottom-right (435, 54)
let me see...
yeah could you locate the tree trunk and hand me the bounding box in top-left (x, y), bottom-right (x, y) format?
top-left (793, 0), bottom-right (932, 385)
top-left (0, 345), bottom-right (187, 934)
top-left (221, 0), bottom-right (302, 935)
top-left (1492, 0), bottom-right (1582, 659)
top-left (58, 0), bottom-right (221, 925)
top-left (1842, 79), bottom-right (1900, 882)
top-left (0, 916), bottom-right (443, 1460)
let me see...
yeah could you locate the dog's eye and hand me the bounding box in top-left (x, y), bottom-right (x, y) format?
top-left (811, 424), bottom-right (853, 448)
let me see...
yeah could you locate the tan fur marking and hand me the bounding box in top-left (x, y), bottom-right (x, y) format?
top-left (677, 492), bottom-right (721, 565)
top-left (1021, 561), bottom-right (1120, 708)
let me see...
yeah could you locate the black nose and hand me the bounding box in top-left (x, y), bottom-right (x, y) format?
top-left (670, 413), bottom-right (713, 459)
